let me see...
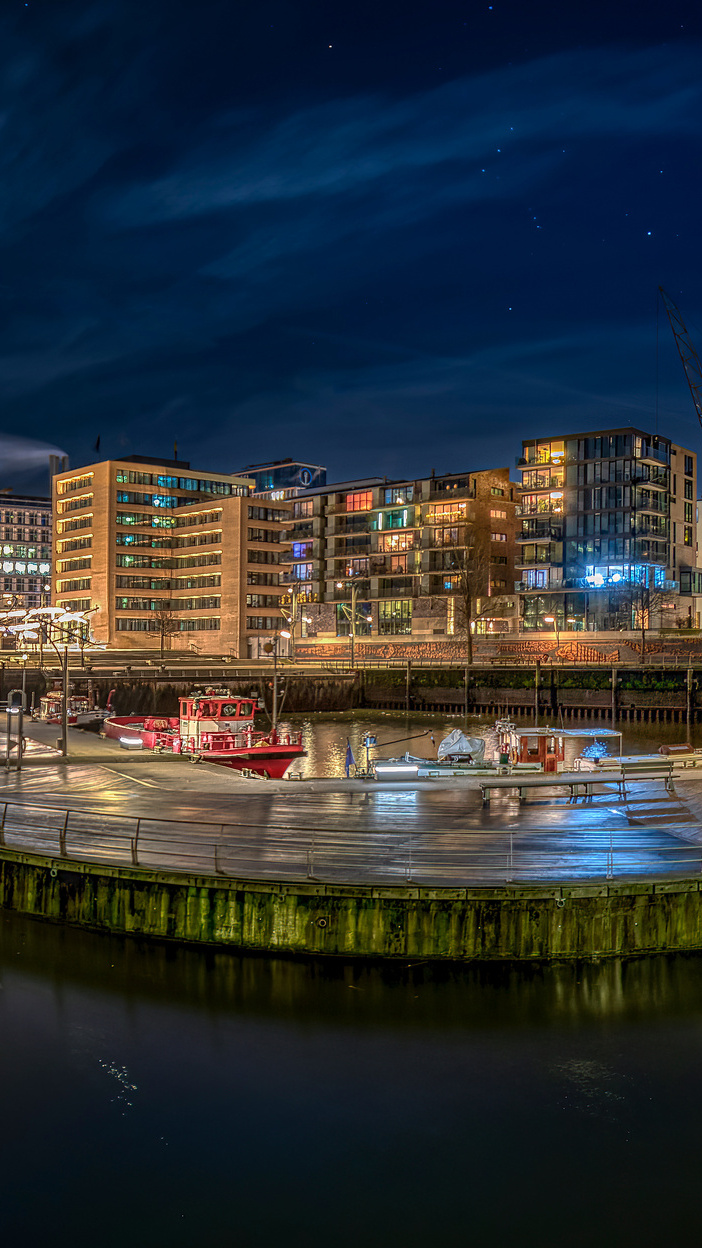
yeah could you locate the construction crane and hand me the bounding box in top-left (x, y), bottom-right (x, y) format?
top-left (659, 286), bottom-right (702, 429)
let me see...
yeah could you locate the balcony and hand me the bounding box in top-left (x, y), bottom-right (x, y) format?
top-left (635, 446), bottom-right (669, 466)
top-left (517, 475), bottom-right (564, 491)
top-left (517, 524), bottom-right (563, 542)
top-left (515, 555), bottom-right (554, 569)
top-left (515, 579), bottom-right (567, 593)
top-left (279, 568), bottom-right (322, 584)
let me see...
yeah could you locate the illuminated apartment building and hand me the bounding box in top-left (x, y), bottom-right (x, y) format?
top-left (516, 428), bottom-right (698, 630)
top-left (284, 467), bottom-right (517, 647)
top-left (52, 457), bottom-right (291, 655)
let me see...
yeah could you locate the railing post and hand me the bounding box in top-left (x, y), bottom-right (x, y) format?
top-left (508, 829), bottom-right (513, 882)
top-left (214, 826), bottom-right (226, 874)
top-left (131, 819), bottom-right (140, 866)
top-left (0, 802), bottom-right (6, 846)
top-left (307, 831), bottom-right (316, 880)
top-left (59, 810), bottom-right (69, 858)
top-left (406, 831), bottom-right (413, 884)
top-left (607, 826), bottom-right (613, 881)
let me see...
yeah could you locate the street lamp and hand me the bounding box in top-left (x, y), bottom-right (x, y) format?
top-left (336, 581), bottom-right (372, 668)
top-left (543, 613), bottom-right (560, 653)
top-left (280, 584), bottom-right (313, 663)
top-left (9, 606), bottom-right (95, 758)
top-left (263, 630), bottom-right (290, 734)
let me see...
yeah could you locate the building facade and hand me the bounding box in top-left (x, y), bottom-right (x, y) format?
top-left (52, 457), bottom-right (292, 656)
top-left (0, 494), bottom-right (52, 610)
top-left (234, 458), bottom-right (327, 498)
top-left (516, 428), bottom-right (698, 631)
top-left (284, 467), bottom-right (517, 651)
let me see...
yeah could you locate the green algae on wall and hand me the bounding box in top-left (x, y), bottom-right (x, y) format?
top-left (2, 848), bottom-right (702, 961)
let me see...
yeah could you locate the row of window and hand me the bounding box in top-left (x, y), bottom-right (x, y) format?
top-left (116, 491), bottom-right (180, 508)
top-left (57, 495), bottom-right (93, 514)
top-left (58, 516), bottom-right (92, 533)
top-left (248, 506), bottom-right (287, 522)
top-left (115, 470), bottom-right (240, 495)
top-left (115, 552), bottom-right (222, 570)
top-left (58, 578), bottom-right (91, 592)
top-left (116, 575), bottom-right (221, 591)
top-left (248, 527), bottom-right (282, 543)
top-left (246, 594), bottom-right (281, 608)
top-left (57, 474), bottom-right (93, 495)
top-left (116, 617), bottom-right (221, 631)
top-left (115, 596), bottom-right (221, 611)
top-left (2, 511), bottom-right (49, 524)
top-left (58, 536), bottom-right (92, 554)
top-left (116, 531), bottom-right (221, 550)
top-left (246, 616), bottom-right (285, 631)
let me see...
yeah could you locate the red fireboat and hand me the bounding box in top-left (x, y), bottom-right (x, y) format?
top-left (102, 689), bottom-right (305, 779)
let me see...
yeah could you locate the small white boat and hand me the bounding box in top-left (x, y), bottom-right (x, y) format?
top-left (371, 722), bottom-right (624, 782)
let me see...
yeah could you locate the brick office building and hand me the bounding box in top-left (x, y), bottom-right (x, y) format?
top-left (52, 456), bottom-right (291, 656)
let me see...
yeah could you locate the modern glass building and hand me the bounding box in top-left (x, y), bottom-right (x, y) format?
top-left (516, 428), bottom-right (698, 630)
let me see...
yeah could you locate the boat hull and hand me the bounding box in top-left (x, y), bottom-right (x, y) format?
top-left (102, 715), bottom-right (305, 778)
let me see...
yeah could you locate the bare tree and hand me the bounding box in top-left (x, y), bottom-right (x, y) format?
top-left (448, 521), bottom-right (505, 664)
top-left (610, 576), bottom-right (668, 660)
top-left (149, 603), bottom-right (179, 659)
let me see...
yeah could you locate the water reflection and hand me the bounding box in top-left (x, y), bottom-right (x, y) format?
top-left (283, 711), bottom-right (686, 779)
top-left (2, 911), bottom-right (702, 1245)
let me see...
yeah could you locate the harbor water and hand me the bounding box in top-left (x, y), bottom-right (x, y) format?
top-left (3, 714), bottom-right (702, 1245)
top-left (284, 710), bottom-right (701, 778)
top-left (2, 909), bottom-right (702, 1247)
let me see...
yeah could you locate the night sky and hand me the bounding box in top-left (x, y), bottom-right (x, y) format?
top-left (2, 0), bottom-right (702, 493)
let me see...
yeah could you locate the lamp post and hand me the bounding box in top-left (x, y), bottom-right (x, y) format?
top-left (336, 581), bottom-right (372, 668)
top-left (543, 613), bottom-right (560, 656)
top-left (281, 584), bottom-right (313, 664)
top-left (263, 630), bottom-right (289, 734)
top-left (10, 606), bottom-right (94, 760)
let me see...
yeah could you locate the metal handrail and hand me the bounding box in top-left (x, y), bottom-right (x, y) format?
top-left (0, 795), bottom-right (699, 886)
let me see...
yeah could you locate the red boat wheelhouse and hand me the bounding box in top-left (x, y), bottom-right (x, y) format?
top-left (102, 689), bottom-right (305, 779)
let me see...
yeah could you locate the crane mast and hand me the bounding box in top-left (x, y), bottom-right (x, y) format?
top-left (659, 286), bottom-right (702, 429)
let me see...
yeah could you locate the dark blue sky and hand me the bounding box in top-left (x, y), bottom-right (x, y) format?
top-left (2, 0), bottom-right (702, 492)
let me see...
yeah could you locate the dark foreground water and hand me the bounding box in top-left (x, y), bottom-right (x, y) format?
top-left (2, 912), bottom-right (702, 1247)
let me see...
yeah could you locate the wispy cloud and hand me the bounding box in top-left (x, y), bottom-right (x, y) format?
top-left (108, 45), bottom-right (702, 228)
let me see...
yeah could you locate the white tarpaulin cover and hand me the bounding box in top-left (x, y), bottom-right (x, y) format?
top-left (437, 729), bottom-right (485, 764)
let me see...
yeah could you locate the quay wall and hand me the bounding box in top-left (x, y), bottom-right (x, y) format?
top-left (3, 847), bottom-right (702, 961)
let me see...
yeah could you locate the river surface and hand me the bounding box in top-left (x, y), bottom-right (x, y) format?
top-left (2, 910), bottom-right (702, 1247)
top-left (283, 710), bottom-right (701, 778)
top-left (4, 715), bottom-right (702, 1245)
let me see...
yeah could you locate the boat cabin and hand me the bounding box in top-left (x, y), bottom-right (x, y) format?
top-left (178, 691), bottom-right (257, 743)
top-left (495, 721), bottom-right (622, 773)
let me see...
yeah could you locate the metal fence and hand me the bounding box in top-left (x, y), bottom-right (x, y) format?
top-left (0, 797), bottom-right (700, 886)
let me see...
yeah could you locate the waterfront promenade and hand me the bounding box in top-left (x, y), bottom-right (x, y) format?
top-left (2, 721), bottom-right (702, 960)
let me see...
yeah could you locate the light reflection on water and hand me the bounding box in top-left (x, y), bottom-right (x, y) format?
top-left (2, 911), bottom-right (702, 1245)
top-left (280, 711), bottom-right (689, 779)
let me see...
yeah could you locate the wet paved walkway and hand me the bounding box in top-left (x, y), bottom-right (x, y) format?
top-left (0, 723), bottom-right (698, 884)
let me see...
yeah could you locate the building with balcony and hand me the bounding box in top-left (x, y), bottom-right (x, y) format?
top-left (516, 428), bottom-right (698, 631)
top-left (285, 468), bottom-right (517, 652)
top-left (52, 456), bottom-right (292, 656)
top-left (0, 493), bottom-right (52, 612)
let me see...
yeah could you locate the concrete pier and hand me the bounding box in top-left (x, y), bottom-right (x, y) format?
top-left (3, 845), bottom-right (702, 961)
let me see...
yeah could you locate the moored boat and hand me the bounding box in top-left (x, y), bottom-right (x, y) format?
top-left (371, 721), bottom-right (624, 781)
top-left (102, 688), bottom-right (305, 779)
